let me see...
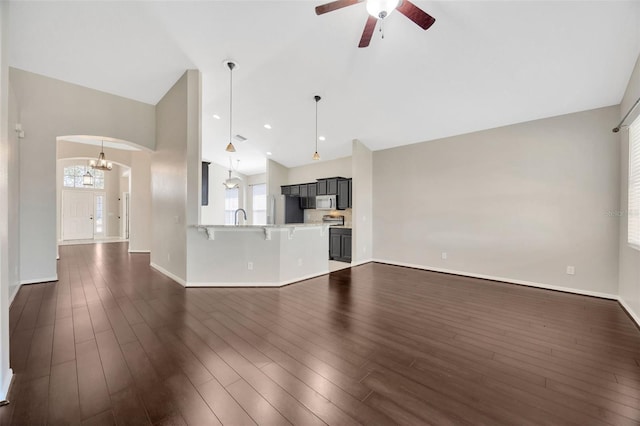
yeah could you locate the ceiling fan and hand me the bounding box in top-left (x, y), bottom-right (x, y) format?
top-left (315, 0), bottom-right (435, 48)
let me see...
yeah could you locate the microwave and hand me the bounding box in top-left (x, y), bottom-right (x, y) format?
top-left (315, 195), bottom-right (336, 210)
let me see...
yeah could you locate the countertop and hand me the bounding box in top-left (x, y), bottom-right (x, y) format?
top-left (195, 223), bottom-right (327, 229)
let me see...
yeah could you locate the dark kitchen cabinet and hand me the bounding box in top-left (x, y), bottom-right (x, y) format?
top-left (317, 178), bottom-right (339, 195)
top-left (316, 179), bottom-right (327, 195)
top-left (290, 185), bottom-right (300, 196)
top-left (337, 179), bottom-right (350, 210)
top-left (281, 185), bottom-right (291, 195)
top-left (299, 183), bottom-right (317, 209)
top-left (327, 178), bottom-right (338, 195)
top-left (341, 233), bottom-right (352, 261)
top-left (348, 179), bottom-right (352, 208)
top-left (201, 162), bottom-right (210, 206)
top-left (329, 228), bottom-right (352, 263)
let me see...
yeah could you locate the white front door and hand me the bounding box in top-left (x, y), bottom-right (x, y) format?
top-left (62, 191), bottom-right (94, 240)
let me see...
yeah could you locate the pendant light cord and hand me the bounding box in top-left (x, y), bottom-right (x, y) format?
top-left (229, 65), bottom-right (233, 146)
top-left (315, 99), bottom-right (318, 153)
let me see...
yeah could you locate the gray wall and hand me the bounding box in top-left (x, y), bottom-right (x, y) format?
top-left (151, 70), bottom-right (200, 282)
top-left (10, 68), bottom-right (156, 283)
top-left (373, 106), bottom-right (621, 297)
top-left (287, 156), bottom-right (352, 183)
top-left (352, 140), bottom-right (373, 263)
top-left (618, 53), bottom-right (640, 322)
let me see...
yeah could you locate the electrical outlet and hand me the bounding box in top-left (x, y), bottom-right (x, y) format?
top-left (441, 252), bottom-right (447, 260)
top-left (566, 265), bottom-right (575, 275)
top-left (247, 262), bottom-right (253, 271)
top-left (363, 245), bottom-right (367, 253)
top-left (167, 253), bottom-right (171, 262)
top-left (298, 258), bottom-right (303, 266)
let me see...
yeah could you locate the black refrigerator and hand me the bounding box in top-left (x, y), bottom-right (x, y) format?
top-left (284, 196), bottom-right (303, 224)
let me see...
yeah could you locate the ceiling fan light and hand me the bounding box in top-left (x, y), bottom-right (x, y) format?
top-left (366, 0), bottom-right (399, 18)
top-left (225, 142), bottom-right (236, 152)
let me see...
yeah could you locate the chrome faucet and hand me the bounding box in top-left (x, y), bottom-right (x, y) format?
top-left (234, 208), bottom-right (247, 226)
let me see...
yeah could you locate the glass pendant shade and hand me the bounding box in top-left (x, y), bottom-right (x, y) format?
top-left (312, 151), bottom-right (320, 161)
top-left (366, 0), bottom-right (399, 18)
top-left (223, 169), bottom-right (241, 189)
top-left (226, 142), bottom-right (236, 153)
top-left (82, 170), bottom-right (93, 186)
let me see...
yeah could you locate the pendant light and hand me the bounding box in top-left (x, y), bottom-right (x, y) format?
top-left (225, 60), bottom-right (238, 153)
top-left (223, 159), bottom-right (242, 189)
top-left (313, 95), bottom-right (321, 161)
top-left (82, 168), bottom-right (94, 186)
top-left (89, 140), bottom-right (113, 171)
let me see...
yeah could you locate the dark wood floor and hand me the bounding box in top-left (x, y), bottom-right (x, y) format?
top-left (1, 243), bottom-right (640, 425)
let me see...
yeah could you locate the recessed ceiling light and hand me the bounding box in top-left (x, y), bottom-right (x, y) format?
top-left (213, 114), bottom-right (221, 119)
top-left (319, 136), bottom-right (326, 141)
top-left (266, 152), bottom-right (272, 156)
top-left (264, 124), bottom-right (272, 130)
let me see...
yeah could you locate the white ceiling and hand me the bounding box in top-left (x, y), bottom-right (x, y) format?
top-left (9, 1), bottom-right (640, 175)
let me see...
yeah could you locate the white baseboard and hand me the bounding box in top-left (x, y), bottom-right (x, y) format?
top-left (370, 259), bottom-right (618, 300)
top-left (128, 249), bottom-right (150, 253)
top-left (350, 258), bottom-right (373, 267)
top-left (8, 284), bottom-right (22, 306)
top-left (1, 368), bottom-right (13, 401)
top-left (617, 297), bottom-right (640, 329)
top-left (150, 262), bottom-right (187, 286)
top-left (186, 270), bottom-right (331, 288)
top-left (19, 276), bottom-right (58, 286)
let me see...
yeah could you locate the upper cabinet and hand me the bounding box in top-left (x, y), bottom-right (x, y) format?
top-left (337, 178), bottom-right (351, 210)
top-left (281, 177), bottom-right (351, 210)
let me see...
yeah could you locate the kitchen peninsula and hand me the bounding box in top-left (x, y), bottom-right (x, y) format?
top-left (187, 223), bottom-right (329, 287)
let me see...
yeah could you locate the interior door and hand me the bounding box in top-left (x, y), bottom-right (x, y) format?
top-left (62, 191), bottom-right (94, 240)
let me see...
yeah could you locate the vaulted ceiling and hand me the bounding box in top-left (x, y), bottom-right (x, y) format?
top-left (9, 1), bottom-right (640, 175)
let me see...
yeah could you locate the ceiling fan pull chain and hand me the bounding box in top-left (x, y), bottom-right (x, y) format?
top-left (380, 19), bottom-right (385, 39)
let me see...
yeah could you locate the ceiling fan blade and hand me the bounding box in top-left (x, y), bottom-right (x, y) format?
top-left (396, 0), bottom-right (436, 30)
top-left (315, 0), bottom-right (363, 15)
top-left (358, 15), bottom-right (378, 48)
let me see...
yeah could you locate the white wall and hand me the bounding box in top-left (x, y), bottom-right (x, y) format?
top-left (0, 1), bottom-right (13, 402)
top-left (119, 174), bottom-right (129, 238)
top-left (7, 77), bottom-right (19, 301)
top-left (151, 70), bottom-right (200, 282)
top-left (186, 226), bottom-right (328, 286)
top-left (373, 106), bottom-right (621, 298)
top-left (287, 156), bottom-right (352, 183)
top-left (10, 68), bottom-right (155, 283)
top-left (267, 159), bottom-right (288, 225)
top-left (352, 140), bottom-right (373, 263)
top-left (618, 53), bottom-right (640, 323)
top-left (129, 151), bottom-right (151, 252)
